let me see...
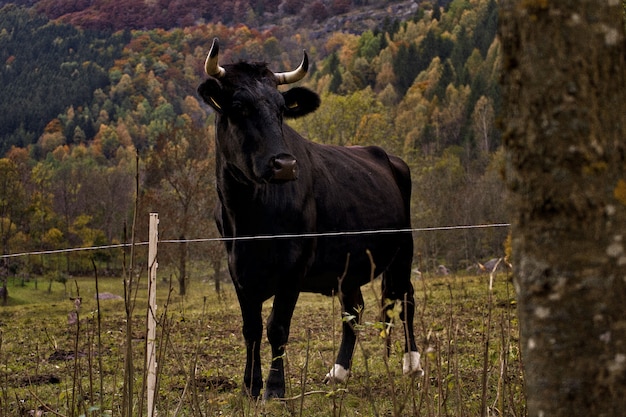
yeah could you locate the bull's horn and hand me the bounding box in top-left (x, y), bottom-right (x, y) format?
top-left (275, 51), bottom-right (308, 85)
top-left (205, 37), bottom-right (226, 78)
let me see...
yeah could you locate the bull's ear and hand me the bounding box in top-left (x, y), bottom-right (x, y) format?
top-left (282, 87), bottom-right (320, 119)
top-left (197, 78), bottom-right (226, 114)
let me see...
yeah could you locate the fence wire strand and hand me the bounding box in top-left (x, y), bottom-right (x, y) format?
top-left (0, 223), bottom-right (510, 260)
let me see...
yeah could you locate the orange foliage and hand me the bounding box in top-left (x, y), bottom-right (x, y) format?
top-left (6, 147), bottom-right (30, 165)
top-left (43, 119), bottom-right (63, 134)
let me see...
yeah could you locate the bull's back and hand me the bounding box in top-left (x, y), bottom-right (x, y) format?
top-left (302, 144), bottom-right (412, 294)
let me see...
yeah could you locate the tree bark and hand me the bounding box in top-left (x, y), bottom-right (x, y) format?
top-left (499, 1), bottom-right (626, 415)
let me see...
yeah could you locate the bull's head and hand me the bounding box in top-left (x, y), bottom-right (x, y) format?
top-left (198, 38), bottom-right (320, 183)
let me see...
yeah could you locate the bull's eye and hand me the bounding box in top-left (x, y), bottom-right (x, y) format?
top-left (230, 101), bottom-right (249, 117)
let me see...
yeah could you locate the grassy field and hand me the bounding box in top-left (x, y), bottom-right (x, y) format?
top-left (0, 267), bottom-right (525, 416)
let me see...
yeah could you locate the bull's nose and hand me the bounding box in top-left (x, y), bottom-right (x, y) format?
top-left (271, 155), bottom-right (298, 181)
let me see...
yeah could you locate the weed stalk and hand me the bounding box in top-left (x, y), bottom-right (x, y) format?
top-left (92, 258), bottom-right (104, 412)
top-left (1, 332), bottom-right (5, 417)
top-left (298, 329), bottom-right (311, 417)
top-left (70, 282), bottom-right (81, 417)
top-left (122, 156), bottom-right (140, 417)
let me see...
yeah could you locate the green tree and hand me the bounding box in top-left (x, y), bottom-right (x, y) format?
top-left (450, 26), bottom-right (472, 83)
top-left (357, 30), bottom-right (383, 61)
top-left (392, 42), bottom-right (420, 95)
top-left (292, 88), bottom-right (385, 147)
top-left (473, 0), bottom-right (498, 58)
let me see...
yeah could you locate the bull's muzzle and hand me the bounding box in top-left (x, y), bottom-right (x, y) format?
top-left (271, 154), bottom-right (298, 182)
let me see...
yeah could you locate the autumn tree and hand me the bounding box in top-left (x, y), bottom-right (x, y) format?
top-left (143, 119), bottom-right (218, 296)
top-left (500, 0), bottom-right (626, 415)
top-left (0, 158), bottom-right (26, 279)
top-left (471, 95), bottom-right (495, 154)
top-left (411, 149), bottom-right (466, 267)
top-left (30, 159), bottom-right (58, 252)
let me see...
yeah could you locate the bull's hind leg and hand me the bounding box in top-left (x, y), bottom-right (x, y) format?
top-left (324, 288), bottom-right (364, 384)
top-left (381, 241), bottom-right (423, 376)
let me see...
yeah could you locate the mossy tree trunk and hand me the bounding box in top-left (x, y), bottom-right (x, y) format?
top-left (499, 1), bottom-right (626, 415)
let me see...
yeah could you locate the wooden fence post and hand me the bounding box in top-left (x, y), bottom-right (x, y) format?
top-left (147, 213), bottom-right (159, 417)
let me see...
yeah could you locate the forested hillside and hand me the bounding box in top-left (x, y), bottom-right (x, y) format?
top-left (0, 5), bottom-right (130, 153)
top-left (31, 0), bottom-right (450, 31)
top-left (0, 0), bottom-right (506, 289)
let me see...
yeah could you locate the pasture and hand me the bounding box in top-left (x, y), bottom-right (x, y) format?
top-left (0, 266), bottom-right (525, 416)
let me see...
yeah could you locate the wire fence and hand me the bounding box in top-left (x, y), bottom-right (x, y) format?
top-left (0, 223), bottom-right (510, 260)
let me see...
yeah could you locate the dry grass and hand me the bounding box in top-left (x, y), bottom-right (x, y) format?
top-left (0, 266), bottom-right (525, 416)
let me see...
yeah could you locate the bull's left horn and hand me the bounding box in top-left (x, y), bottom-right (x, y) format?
top-left (205, 37), bottom-right (226, 78)
top-left (274, 51), bottom-right (308, 85)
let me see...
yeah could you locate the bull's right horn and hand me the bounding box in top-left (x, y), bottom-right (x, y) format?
top-left (205, 37), bottom-right (226, 78)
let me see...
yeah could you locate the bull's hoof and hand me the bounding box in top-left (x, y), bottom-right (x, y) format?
top-left (323, 364), bottom-right (350, 384)
top-left (403, 351), bottom-right (424, 377)
top-left (262, 386), bottom-right (285, 400)
top-left (242, 382), bottom-right (263, 399)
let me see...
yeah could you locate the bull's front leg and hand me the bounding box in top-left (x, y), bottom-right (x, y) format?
top-left (264, 289), bottom-right (300, 399)
top-left (239, 296), bottom-right (264, 398)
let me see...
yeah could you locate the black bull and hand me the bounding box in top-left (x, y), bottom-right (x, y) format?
top-left (197, 38), bottom-right (423, 399)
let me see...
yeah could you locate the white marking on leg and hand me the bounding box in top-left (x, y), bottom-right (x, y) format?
top-left (324, 364), bottom-right (350, 383)
top-left (403, 351), bottom-right (424, 376)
